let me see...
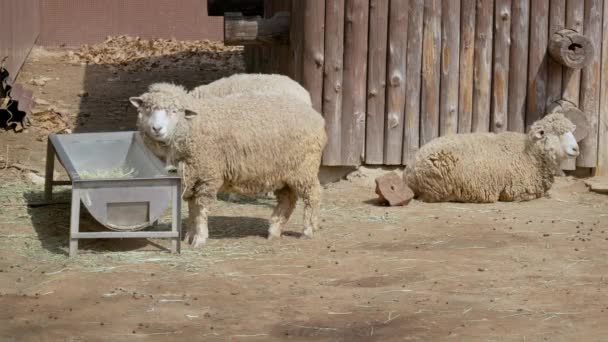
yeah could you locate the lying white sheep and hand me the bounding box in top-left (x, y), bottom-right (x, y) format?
top-left (404, 113), bottom-right (579, 203)
top-left (137, 74), bottom-right (313, 171)
top-left (129, 83), bottom-right (327, 247)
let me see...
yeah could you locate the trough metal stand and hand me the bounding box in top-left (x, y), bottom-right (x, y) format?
top-left (45, 137), bottom-right (181, 257)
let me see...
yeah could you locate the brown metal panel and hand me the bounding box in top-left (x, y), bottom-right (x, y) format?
top-left (0, 0), bottom-right (40, 80)
top-left (38, 0), bottom-right (223, 47)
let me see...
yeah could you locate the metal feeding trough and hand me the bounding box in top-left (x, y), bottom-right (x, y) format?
top-left (45, 132), bottom-right (181, 257)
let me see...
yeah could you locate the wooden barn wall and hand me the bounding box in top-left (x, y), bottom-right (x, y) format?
top-left (247, 0), bottom-right (608, 171)
top-left (0, 0), bottom-right (41, 81)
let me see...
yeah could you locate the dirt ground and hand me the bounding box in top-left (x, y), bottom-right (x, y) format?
top-left (1, 42), bottom-right (608, 342)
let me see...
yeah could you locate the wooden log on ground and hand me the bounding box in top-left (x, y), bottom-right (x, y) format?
top-left (472, 0), bottom-right (493, 132)
top-left (375, 172), bottom-right (414, 206)
top-left (548, 29), bottom-right (594, 69)
top-left (458, 0), bottom-right (476, 133)
top-left (547, 0), bottom-right (566, 108)
top-left (224, 12), bottom-right (290, 45)
top-left (597, 0), bottom-right (608, 176)
top-left (439, 0), bottom-right (460, 136)
top-left (341, 0), bottom-right (369, 165)
top-left (365, 0), bottom-right (390, 165)
top-left (546, 99), bottom-right (590, 142)
top-left (301, 0), bottom-right (325, 112)
top-left (526, 0), bottom-right (549, 130)
top-left (420, 0), bottom-right (441, 146)
top-left (508, 0), bottom-right (530, 133)
top-left (578, 0), bottom-right (602, 168)
top-left (403, 0), bottom-right (424, 164)
top-left (384, 0), bottom-right (408, 164)
top-left (321, 0), bottom-right (345, 166)
top-left (491, 0), bottom-right (510, 133)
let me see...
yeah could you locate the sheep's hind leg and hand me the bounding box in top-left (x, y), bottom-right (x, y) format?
top-left (299, 180), bottom-right (321, 239)
top-left (268, 187), bottom-right (297, 240)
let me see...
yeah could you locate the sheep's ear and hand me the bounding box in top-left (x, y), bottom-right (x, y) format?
top-left (533, 128), bottom-right (545, 139)
top-left (129, 97), bottom-right (144, 108)
top-left (184, 109), bottom-right (199, 120)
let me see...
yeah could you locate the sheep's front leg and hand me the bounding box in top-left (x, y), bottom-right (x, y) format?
top-left (268, 187), bottom-right (297, 240)
top-left (184, 181), bottom-right (220, 248)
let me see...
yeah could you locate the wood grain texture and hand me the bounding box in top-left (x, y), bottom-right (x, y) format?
top-left (526, 0), bottom-right (549, 130)
top-left (403, 0), bottom-right (424, 164)
top-left (365, 0), bottom-right (390, 165)
top-left (596, 0), bottom-right (608, 175)
top-left (268, 0), bottom-right (292, 75)
top-left (547, 0), bottom-right (566, 106)
top-left (508, 0), bottom-right (530, 132)
top-left (563, 0), bottom-right (584, 106)
top-left (420, 0), bottom-right (441, 146)
top-left (341, 0), bottom-right (369, 165)
top-left (491, 0), bottom-right (510, 133)
top-left (301, 0), bottom-right (325, 112)
top-left (321, 0), bottom-right (344, 166)
top-left (458, 0), bottom-right (476, 133)
top-left (472, 0), bottom-right (493, 132)
top-left (439, 0), bottom-right (460, 136)
top-left (578, 0), bottom-right (602, 168)
top-left (289, 0), bottom-right (304, 81)
top-left (384, 0), bottom-right (409, 164)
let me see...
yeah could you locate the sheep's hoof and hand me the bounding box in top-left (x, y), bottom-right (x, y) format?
top-left (302, 226), bottom-right (314, 239)
top-left (165, 165), bottom-right (178, 173)
top-left (267, 225), bottom-right (282, 240)
top-left (190, 234), bottom-right (207, 248)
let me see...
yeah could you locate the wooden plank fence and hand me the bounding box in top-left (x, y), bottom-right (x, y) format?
top-left (243, 0), bottom-right (608, 173)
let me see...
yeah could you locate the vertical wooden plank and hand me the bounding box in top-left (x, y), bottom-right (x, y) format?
top-left (384, 0), bottom-right (409, 164)
top-left (341, 0), bottom-right (369, 165)
top-left (492, 0), bottom-right (511, 133)
top-left (420, 0), bottom-right (441, 146)
top-left (508, 0), bottom-right (530, 132)
top-left (458, 0), bottom-right (476, 133)
top-left (547, 0), bottom-right (566, 105)
top-left (578, 0), bottom-right (602, 168)
top-left (302, 0), bottom-right (325, 112)
top-left (526, 0), bottom-right (550, 129)
top-left (365, 0), bottom-right (390, 165)
top-left (472, 0), bottom-right (494, 132)
top-left (597, 0), bottom-right (608, 175)
top-left (403, 0), bottom-right (424, 164)
top-left (321, 0), bottom-right (345, 166)
top-left (439, 0), bottom-right (460, 136)
top-left (290, 0), bottom-right (305, 82)
top-left (563, 0), bottom-right (584, 106)
top-left (270, 0), bottom-right (292, 76)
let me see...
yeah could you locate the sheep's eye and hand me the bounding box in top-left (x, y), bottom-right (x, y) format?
top-left (539, 130), bottom-right (544, 136)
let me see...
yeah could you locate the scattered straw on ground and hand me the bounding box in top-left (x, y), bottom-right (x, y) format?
top-left (66, 35), bottom-right (244, 72)
top-left (79, 166), bottom-right (137, 179)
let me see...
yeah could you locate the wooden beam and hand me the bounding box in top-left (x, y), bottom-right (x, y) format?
top-left (597, 0), bottom-right (608, 176)
top-left (491, 0), bottom-right (510, 133)
top-left (526, 0), bottom-right (549, 130)
top-left (472, 0), bottom-right (493, 132)
top-left (458, 0), bottom-right (476, 133)
top-left (420, 0), bottom-right (441, 145)
top-left (224, 12), bottom-right (290, 45)
top-left (301, 0), bottom-right (325, 112)
top-left (440, 0), bottom-right (461, 135)
top-left (508, 0), bottom-right (530, 133)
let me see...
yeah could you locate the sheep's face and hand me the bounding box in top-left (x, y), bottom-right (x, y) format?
top-left (529, 113), bottom-right (579, 162)
top-left (129, 97), bottom-right (197, 143)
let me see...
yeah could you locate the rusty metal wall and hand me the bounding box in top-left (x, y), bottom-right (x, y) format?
top-left (0, 0), bottom-right (41, 81)
top-left (38, 0), bottom-right (223, 47)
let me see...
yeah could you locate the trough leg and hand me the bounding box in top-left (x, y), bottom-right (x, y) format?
top-left (44, 139), bottom-right (55, 202)
top-left (170, 183), bottom-right (181, 254)
top-left (69, 188), bottom-right (81, 257)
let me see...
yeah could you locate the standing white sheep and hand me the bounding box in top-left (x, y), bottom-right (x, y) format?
top-left (129, 84), bottom-right (327, 247)
top-left (404, 113), bottom-right (579, 203)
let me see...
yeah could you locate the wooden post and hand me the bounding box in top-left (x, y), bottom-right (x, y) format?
top-left (472, 0), bottom-right (493, 132)
top-left (224, 12), bottom-right (290, 45)
top-left (491, 0), bottom-right (510, 133)
top-left (420, 0), bottom-right (441, 146)
top-left (548, 29), bottom-right (594, 69)
top-left (458, 0), bottom-right (476, 133)
top-left (597, 0), bottom-right (608, 176)
top-left (578, 0), bottom-right (602, 168)
top-left (439, 0), bottom-right (460, 136)
top-left (289, 0), bottom-right (304, 82)
top-left (508, 0), bottom-right (530, 133)
top-left (547, 0), bottom-right (566, 106)
top-left (268, 0), bottom-right (292, 76)
top-left (563, 0), bottom-right (584, 107)
top-left (384, 0), bottom-right (408, 164)
top-left (341, 0), bottom-right (369, 165)
top-left (321, 0), bottom-right (344, 166)
top-left (365, 0), bottom-right (389, 165)
top-left (301, 0), bottom-right (325, 112)
top-left (403, 0), bottom-right (424, 164)
top-left (526, 0), bottom-right (549, 130)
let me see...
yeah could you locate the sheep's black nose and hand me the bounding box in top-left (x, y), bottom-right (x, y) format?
top-left (572, 146), bottom-right (579, 153)
top-left (152, 126), bottom-right (161, 133)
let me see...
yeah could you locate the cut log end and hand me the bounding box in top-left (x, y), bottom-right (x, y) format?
top-left (374, 172), bottom-right (414, 206)
top-left (224, 12), bottom-right (290, 46)
top-left (548, 29), bottom-right (595, 69)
